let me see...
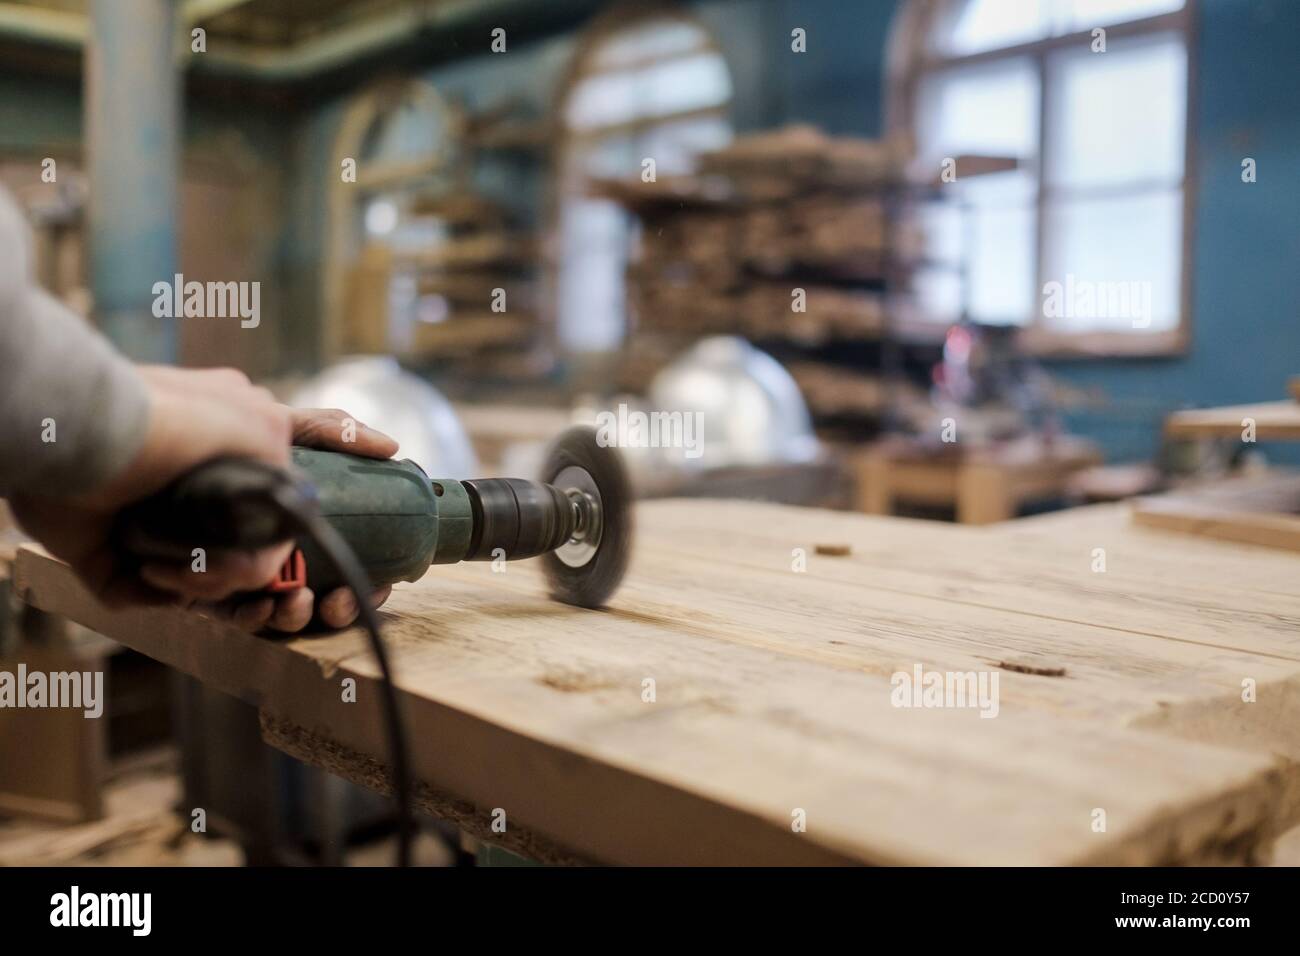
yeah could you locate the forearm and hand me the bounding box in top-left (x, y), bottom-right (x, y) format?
top-left (0, 189), bottom-right (150, 498)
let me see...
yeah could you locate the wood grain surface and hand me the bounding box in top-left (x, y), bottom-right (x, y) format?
top-left (1165, 401), bottom-right (1300, 441)
top-left (12, 499), bottom-right (1300, 865)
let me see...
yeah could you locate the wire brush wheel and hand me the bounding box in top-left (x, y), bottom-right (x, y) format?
top-left (539, 426), bottom-right (633, 609)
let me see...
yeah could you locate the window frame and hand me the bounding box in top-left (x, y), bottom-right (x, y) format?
top-left (548, 2), bottom-right (733, 357)
top-left (324, 78), bottom-right (464, 359)
top-left (889, 0), bottom-right (1198, 358)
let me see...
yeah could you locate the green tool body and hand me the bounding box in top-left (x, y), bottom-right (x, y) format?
top-left (290, 449), bottom-right (474, 593)
top-left (290, 447), bottom-right (577, 595)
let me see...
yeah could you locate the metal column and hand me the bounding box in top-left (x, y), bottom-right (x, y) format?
top-left (84, 0), bottom-right (179, 363)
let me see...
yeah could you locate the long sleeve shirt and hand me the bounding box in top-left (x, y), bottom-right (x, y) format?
top-left (0, 186), bottom-right (150, 497)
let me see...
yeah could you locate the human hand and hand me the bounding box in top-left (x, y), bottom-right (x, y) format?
top-left (200, 404), bottom-right (400, 632)
top-left (11, 366), bottom-right (397, 631)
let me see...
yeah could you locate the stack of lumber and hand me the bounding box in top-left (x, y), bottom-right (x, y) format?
top-left (599, 126), bottom-right (912, 346)
top-left (600, 125), bottom-right (925, 428)
top-left (695, 124), bottom-right (908, 196)
top-left (627, 277), bottom-right (886, 345)
top-left (786, 361), bottom-right (887, 418)
top-left (392, 192), bottom-right (539, 361)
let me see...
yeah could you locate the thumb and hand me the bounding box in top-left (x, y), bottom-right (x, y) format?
top-left (290, 408), bottom-right (399, 460)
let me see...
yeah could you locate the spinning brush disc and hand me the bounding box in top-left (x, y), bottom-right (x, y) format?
top-left (539, 426), bottom-right (633, 609)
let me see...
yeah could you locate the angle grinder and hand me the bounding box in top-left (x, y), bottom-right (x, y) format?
top-left (115, 424), bottom-right (633, 609)
top-left (113, 424), bottom-right (633, 866)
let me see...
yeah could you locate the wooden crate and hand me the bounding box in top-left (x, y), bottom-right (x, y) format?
top-left (854, 435), bottom-right (1102, 524)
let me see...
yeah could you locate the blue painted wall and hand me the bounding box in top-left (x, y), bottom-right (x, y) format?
top-left (1053, 0), bottom-right (1300, 463)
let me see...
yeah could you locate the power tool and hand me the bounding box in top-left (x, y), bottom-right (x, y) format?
top-left (113, 425), bottom-right (633, 865)
top-left (117, 425), bottom-right (632, 607)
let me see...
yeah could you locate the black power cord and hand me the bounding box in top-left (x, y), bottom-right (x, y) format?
top-left (116, 458), bottom-right (415, 868)
top-left (269, 484), bottom-right (414, 867)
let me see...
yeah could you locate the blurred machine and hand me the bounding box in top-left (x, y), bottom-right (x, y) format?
top-left (577, 336), bottom-right (842, 507)
top-left (918, 322), bottom-right (1059, 447)
top-left (290, 355), bottom-right (478, 477)
top-left (649, 336), bottom-right (820, 470)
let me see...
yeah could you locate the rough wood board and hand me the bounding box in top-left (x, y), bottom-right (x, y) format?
top-left (1165, 401), bottom-right (1300, 440)
top-left (13, 499), bottom-right (1300, 865)
top-left (1130, 472), bottom-right (1300, 555)
top-left (1133, 499), bottom-right (1300, 554)
top-left (259, 712), bottom-right (588, 865)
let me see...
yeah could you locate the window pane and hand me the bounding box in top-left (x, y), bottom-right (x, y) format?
top-left (915, 59), bottom-right (1038, 326)
top-left (967, 202), bottom-right (1036, 324)
top-left (593, 20), bottom-right (708, 69)
top-left (558, 199), bottom-right (629, 351)
top-left (638, 115), bottom-right (731, 175)
top-left (560, 17), bottom-right (732, 354)
top-left (914, 200), bottom-right (964, 267)
top-left (916, 58), bottom-right (1038, 165)
top-left (565, 52), bottom-right (731, 131)
top-left (1045, 34), bottom-right (1185, 189)
top-left (913, 266), bottom-right (963, 324)
top-left (1062, 0), bottom-right (1183, 32)
top-left (933, 0), bottom-right (1184, 54)
top-left (932, 0), bottom-right (1052, 55)
top-left (1041, 189), bottom-right (1182, 332)
top-left (360, 97), bottom-right (449, 164)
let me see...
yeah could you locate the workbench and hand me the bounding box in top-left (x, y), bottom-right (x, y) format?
top-left (1165, 400), bottom-right (1300, 441)
top-left (854, 435), bottom-right (1102, 524)
top-left (11, 499), bottom-right (1300, 865)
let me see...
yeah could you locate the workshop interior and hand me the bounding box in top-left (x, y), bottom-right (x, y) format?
top-left (1, 0), bottom-right (1299, 874)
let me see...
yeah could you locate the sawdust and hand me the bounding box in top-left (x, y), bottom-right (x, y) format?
top-left (815, 543), bottom-right (852, 557)
top-left (994, 660), bottom-right (1067, 677)
top-left (536, 670), bottom-right (619, 693)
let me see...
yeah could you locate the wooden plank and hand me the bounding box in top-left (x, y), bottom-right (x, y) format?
top-left (1133, 475), bottom-right (1300, 554)
top-left (12, 498), bottom-right (1300, 865)
top-left (1165, 401), bottom-right (1300, 440)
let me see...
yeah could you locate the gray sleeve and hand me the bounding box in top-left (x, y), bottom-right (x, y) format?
top-left (0, 188), bottom-right (151, 498)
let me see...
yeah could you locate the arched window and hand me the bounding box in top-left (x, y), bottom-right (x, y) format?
top-left (353, 86), bottom-right (460, 252)
top-left (889, 0), bottom-right (1192, 355)
top-left (555, 7), bottom-right (732, 354)
top-left (325, 80), bottom-right (463, 357)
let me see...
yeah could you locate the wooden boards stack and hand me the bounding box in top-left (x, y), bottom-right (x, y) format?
top-left (597, 126), bottom-right (920, 425)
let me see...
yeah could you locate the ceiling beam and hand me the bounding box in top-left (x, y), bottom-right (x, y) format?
top-left (0, 2), bottom-right (86, 49)
top-left (0, 0), bottom-right (605, 93)
top-left (195, 0), bottom-right (500, 81)
top-left (182, 0), bottom-right (258, 28)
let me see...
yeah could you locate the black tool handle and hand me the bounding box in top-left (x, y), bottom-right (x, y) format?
top-left (114, 457), bottom-right (309, 562)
